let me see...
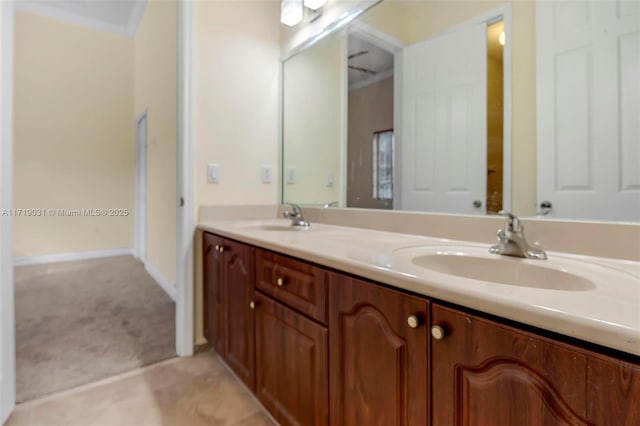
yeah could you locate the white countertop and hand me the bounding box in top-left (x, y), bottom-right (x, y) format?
top-left (199, 219), bottom-right (640, 356)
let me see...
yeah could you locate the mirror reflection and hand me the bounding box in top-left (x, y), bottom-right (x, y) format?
top-left (282, 0), bottom-right (640, 222)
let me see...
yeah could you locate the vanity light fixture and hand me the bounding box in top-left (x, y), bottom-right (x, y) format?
top-left (498, 31), bottom-right (506, 46)
top-left (303, 0), bottom-right (327, 10)
top-left (281, 0), bottom-right (303, 27)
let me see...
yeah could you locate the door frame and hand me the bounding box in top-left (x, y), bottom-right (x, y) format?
top-left (0, 1), bottom-right (15, 422)
top-left (175, 0), bottom-right (194, 357)
top-left (134, 111), bottom-right (148, 262)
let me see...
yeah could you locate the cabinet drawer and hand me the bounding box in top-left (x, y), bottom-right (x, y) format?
top-left (254, 249), bottom-right (327, 324)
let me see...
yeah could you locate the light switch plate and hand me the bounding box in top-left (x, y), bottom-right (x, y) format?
top-left (207, 163), bottom-right (220, 184)
top-left (261, 165), bottom-right (272, 184)
top-left (326, 171), bottom-right (334, 188)
top-left (286, 167), bottom-right (296, 184)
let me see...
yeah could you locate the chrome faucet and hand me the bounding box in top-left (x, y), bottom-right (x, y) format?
top-left (489, 211), bottom-right (547, 260)
top-left (283, 203), bottom-right (310, 228)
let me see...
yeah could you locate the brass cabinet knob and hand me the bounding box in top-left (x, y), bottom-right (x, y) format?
top-left (249, 301), bottom-right (255, 310)
top-left (218, 246), bottom-right (225, 253)
top-left (431, 325), bottom-right (446, 340)
top-left (214, 245), bottom-right (220, 252)
top-left (276, 277), bottom-right (285, 287)
top-left (407, 315), bottom-right (421, 329)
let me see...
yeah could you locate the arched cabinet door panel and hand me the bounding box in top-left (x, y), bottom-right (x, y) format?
top-left (431, 304), bottom-right (640, 425)
top-left (329, 272), bottom-right (429, 426)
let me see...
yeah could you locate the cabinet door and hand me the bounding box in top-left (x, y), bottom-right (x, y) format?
top-left (329, 273), bottom-right (429, 426)
top-left (203, 232), bottom-right (225, 355)
top-left (254, 292), bottom-right (328, 426)
top-left (223, 239), bottom-right (255, 390)
top-left (431, 304), bottom-right (640, 425)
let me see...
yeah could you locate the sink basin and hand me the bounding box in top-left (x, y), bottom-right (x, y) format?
top-left (400, 247), bottom-right (598, 291)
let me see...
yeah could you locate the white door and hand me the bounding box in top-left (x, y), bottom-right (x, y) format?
top-left (134, 113), bottom-right (147, 262)
top-left (0, 1), bottom-right (15, 422)
top-left (401, 23), bottom-right (487, 214)
top-left (537, 1), bottom-right (640, 221)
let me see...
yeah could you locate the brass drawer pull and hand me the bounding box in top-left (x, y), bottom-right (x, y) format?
top-left (431, 325), bottom-right (446, 340)
top-left (407, 315), bottom-right (421, 329)
top-left (276, 277), bottom-right (286, 287)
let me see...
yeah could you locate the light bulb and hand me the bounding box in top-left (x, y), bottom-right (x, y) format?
top-left (281, 0), bottom-right (303, 27)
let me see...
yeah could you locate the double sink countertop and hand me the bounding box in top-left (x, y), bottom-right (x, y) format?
top-left (199, 219), bottom-right (640, 357)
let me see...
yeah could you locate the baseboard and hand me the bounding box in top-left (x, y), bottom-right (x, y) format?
top-left (144, 262), bottom-right (177, 302)
top-left (13, 248), bottom-right (134, 266)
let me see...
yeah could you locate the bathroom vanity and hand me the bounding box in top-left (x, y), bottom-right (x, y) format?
top-left (200, 219), bottom-right (640, 426)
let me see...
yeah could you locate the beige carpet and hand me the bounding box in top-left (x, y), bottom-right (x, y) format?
top-left (14, 255), bottom-right (176, 402)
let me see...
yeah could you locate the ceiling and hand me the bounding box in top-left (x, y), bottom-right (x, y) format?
top-left (15, 0), bottom-right (147, 36)
top-left (348, 33), bottom-right (395, 91)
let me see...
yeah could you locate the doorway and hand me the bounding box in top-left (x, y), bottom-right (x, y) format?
top-left (486, 19), bottom-right (505, 214)
top-left (7, 2), bottom-right (178, 407)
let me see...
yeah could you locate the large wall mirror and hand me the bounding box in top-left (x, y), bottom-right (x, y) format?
top-left (282, 0), bottom-right (640, 222)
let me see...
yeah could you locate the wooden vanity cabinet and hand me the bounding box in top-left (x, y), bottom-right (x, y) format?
top-left (431, 304), bottom-right (640, 425)
top-left (203, 232), bottom-right (639, 426)
top-left (253, 291), bottom-right (329, 426)
top-left (202, 234), bottom-right (255, 390)
top-left (329, 272), bottom-right (429, 426)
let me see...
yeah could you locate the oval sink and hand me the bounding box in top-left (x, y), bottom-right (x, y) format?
top-left (412, 252), bottom-right (596, 291)
top-left (392, 246), bottom-right (609, 291)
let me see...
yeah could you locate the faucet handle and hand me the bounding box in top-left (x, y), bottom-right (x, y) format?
top-left (498, 210), bottom-right (522, 233)
top-left (286, 203), bottom-right (302, 216)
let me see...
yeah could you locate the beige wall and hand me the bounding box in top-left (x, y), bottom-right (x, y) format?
top-left (193, 1), bottom-right (281, 344)
top-left (194, 1), bottom-right (280, 207)
top-left (347, 77), bottom-right (394, 209)
top-left (283, 32), bottom-right (344, 206)
top-left (134, 0), bottom-right (178, 284)
top-left (13, 11), bottom-right (134, 257)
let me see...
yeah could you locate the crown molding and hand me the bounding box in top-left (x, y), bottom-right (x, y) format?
top-left (15, 1), bottom-right (147, 38)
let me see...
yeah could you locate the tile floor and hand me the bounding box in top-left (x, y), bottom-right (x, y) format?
top-left (6, 351), bottom-right (275, 426)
